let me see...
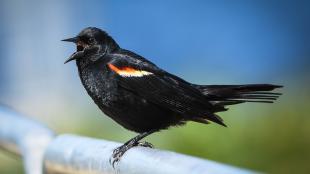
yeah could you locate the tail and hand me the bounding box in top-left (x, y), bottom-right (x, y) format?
top-left (190, 84), bottom-right (282, 127)
top-left (194, 84), bottom-right (283, 106)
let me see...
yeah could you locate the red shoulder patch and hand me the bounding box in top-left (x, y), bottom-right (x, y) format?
top-left (108, 63), bottom-right (153, 77)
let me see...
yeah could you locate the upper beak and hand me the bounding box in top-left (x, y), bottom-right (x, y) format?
top-left (61, 37), bottom-right (78, 43)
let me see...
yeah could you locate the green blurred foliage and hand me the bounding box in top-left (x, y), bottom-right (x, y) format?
top-left (0, 152), bottom-right (23, 174)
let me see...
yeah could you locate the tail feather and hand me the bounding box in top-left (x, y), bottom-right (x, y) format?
top-left (191, 84), bottom-right (282, 126)
top-left (194, 84), bottom-right (283, 106)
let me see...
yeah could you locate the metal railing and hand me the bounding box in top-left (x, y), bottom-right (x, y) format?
top-left (0, 106), bottom-right (54, 174)
top-left (0, 106), bottom-right (257, 174)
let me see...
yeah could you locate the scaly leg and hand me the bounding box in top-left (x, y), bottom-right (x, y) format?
top-left (110, 130), bottom-right (155, 167)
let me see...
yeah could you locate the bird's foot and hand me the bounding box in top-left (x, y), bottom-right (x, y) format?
top-left (110, 144), bottom-right (128, 168)
top-left (109, 141), bottom-right (154, 168)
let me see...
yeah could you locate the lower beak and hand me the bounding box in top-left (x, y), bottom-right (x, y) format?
top-left (64, 56), bottom-right (76, 64)
top-left (64, 51), bottom-right (84, 64)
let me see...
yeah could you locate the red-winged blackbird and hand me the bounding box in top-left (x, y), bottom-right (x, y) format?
top-left (62, 27), bottom-right (282, 166)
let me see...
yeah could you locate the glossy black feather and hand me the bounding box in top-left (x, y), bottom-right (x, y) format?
top-left (107, 52), bottom-right (227, 125)
top-left (194, 84), bottom-right (282, 105)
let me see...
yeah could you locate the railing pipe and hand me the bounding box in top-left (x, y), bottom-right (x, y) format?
top-left (0, 106), bottom-right (257, 174)
top-left (43, 134), bottom-right (256, 174)
top-left (0, 106), bottom-right (55, 174)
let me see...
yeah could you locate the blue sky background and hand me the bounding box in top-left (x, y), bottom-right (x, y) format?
top-left (0, 0), bottom-right (308, 114)
top-left (0, 1), bottom-right (309, 92)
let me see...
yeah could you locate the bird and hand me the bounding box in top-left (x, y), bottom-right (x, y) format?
top-left (62, 27), bottom-right (282, 167)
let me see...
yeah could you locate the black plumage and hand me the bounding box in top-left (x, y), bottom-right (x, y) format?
top-left (62, 27), bottom-right (282, 166)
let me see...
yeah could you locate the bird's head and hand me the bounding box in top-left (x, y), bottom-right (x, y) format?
top-left (62, 27), bottom-right (119, 64)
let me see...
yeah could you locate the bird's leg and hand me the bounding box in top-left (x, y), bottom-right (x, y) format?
top-left (110, 130), bottom-right (155, 167)
top-left (136, 141), bottom-right (154, 148)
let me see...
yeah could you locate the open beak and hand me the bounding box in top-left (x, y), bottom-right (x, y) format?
top-left (62, 36), bottom-right (82, 64)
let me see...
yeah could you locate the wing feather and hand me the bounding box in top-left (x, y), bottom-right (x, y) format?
top-left (106, 52), bottom-right (226, 126)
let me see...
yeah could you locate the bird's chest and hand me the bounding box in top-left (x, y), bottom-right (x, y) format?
top-left (78, 63), bottom-right (119, 105)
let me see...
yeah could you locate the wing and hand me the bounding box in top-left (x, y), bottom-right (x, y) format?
top-left (106, 51), bottom-right (226, 126)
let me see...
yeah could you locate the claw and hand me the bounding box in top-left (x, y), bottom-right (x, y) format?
top-left (110, 145), bottom-right (128, 168)
top-left (109, 141), bottom-right (154, 169)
